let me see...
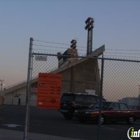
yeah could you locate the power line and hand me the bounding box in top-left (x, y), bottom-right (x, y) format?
top-left (34, 41), bottom-right (140, 52)
top-left (34, 39), bottom-right (140, 52)
top-left (33, 44), bottom-right (68, 49)
top-left (33, 40), bottom-right (140, 56)
top-left (34, 39), bottom-right (70, 46)
top-left (105, 49), bottom-right (140, 52)
top-left (33, 44), bottom-right (87, 52)
top-left (33, 49), bottom-right (62, 53)
top-left (33, 43), bottom-right (140, 56)
top-left (34, 39), bottom-right (87, 48)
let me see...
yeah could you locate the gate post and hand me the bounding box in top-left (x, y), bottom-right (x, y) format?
top-left (23, 37), bottom-right (34, 140)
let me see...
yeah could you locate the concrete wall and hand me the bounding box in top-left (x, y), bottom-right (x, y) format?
top-left (59, 59), bottom-right (100, 95)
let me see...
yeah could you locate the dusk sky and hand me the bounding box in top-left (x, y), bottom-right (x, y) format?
top-left (0, 0), bottom-right (140, 100)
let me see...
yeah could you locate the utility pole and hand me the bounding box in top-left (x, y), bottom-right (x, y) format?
top-left (85, 17), bottom-right (94, 56)
top-left (0, 80), bottom-right (4, 91)
top-left (23, 37), bottom-right (33, 140)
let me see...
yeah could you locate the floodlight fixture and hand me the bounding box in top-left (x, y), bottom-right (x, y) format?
top-left (85, 17), bottom-right (94, 31)
top-left (70, 39), bottom-right (77, 49)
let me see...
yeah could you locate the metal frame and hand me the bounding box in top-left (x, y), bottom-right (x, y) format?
top-left (85, 17), bottom-right (94, 55)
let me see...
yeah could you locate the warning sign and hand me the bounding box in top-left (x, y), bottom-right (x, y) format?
top-left (36, 73), bottom-right (62, 109)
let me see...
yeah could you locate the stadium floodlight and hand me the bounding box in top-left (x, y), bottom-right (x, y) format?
top-left (85, 17), bottom-right (94, 31)
top-left (70, 39), bottom-right (77, 49)
top-left (85, 17), bottom-right (94, 55)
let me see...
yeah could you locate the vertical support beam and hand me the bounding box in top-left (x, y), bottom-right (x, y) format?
top-left (90, 28), bottom-right (93, 53)
top-left (23, 37), bottom-right (33, 140)
top-left (85, 17), bottom-right (94, 56)
top-left (86, 30), bottom-right (90, 55)
top-left (70, 67), bottom-right (73, 92)
top-left (97, 53), bottom-right (104, 140)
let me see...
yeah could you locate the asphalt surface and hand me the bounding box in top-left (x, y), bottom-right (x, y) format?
top-left (0, 105), bottom-right (140, 140)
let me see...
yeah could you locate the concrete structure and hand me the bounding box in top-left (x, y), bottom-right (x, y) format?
top-left (59, 58), bottom-right (100, 93)
top-left (0, 46), bottom-right (105, 106)
top-left (58, 48), bottom-right (78, 68)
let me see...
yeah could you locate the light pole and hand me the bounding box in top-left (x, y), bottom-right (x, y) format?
top-left (0, 79), bottom-right (4, 91)
top-left (85, 17), bottom-right (94, 56)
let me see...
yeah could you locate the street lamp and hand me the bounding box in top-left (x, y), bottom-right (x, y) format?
top-left (85, 17), bottom-right (94, 56)
top-left (0, 79), bottom-right (4, 91)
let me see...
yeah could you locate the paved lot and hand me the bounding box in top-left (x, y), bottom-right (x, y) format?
top-left (0, 105), bottom-right (140, 140)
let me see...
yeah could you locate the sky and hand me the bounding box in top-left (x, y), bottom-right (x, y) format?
top-left (0, 0), bottom-right (140, 100)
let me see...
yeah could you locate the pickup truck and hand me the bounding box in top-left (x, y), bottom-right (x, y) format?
top-left (74, 101), bottom-right (140, 124)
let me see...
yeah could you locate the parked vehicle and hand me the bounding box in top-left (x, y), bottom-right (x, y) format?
top-left (74, 101), bottom-right (140, 124)
top-left (59, 92), bottom-right (106, 120)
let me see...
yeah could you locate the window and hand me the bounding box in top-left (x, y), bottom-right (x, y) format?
top-left (61, 94), bottom-right (74, 101)
top-left (93, 102), bottom-right (111, 110)
top-left (83, 96), bottom-right (96, 103)
top-left (110, 103), bottom-right (119, 110)
top-left (75, 95), bottom-right (85, 102)
top-left (119, 103), bottom-right (128, 110)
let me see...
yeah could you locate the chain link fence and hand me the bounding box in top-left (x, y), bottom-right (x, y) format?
top-left (23, 38), bottom-right (140, 140)
top-left (103, 59), bottom-right (140, 104)
top-left (0, 37), bottom-right (140, 140)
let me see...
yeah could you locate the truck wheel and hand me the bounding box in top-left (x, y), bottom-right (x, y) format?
top-left (100, 115), bottom-right (105, 124)
top-left (97, 114), bottom-right (106, 124)
top-left (127, 116), bottom-right (134, 125)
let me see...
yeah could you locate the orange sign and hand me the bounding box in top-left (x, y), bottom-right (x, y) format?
top-left (36, 73), bottom-right (62, 109)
